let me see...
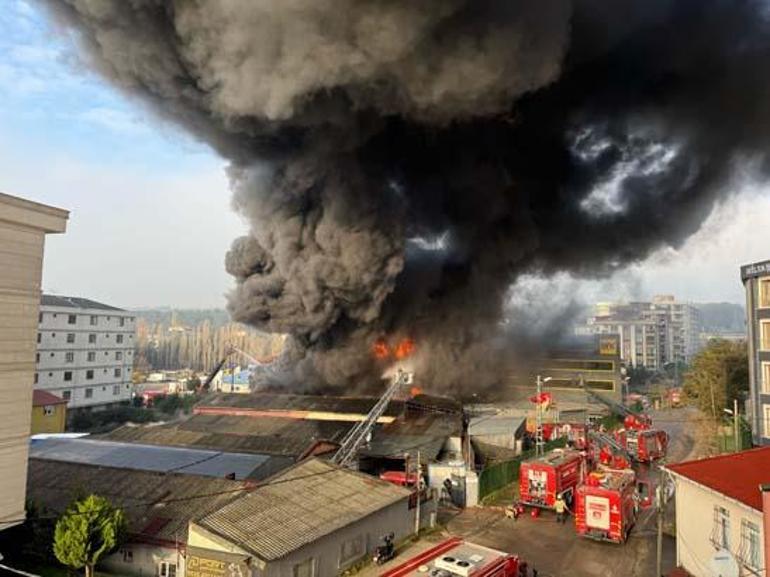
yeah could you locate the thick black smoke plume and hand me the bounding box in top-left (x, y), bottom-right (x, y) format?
top-left (43, 0), bottom-right (770, 391)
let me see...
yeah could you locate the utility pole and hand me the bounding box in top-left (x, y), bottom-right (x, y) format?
top-left (414, 450), bottom-right (421, 535)
top-left (733, 398), bottom-right (740, 452)
top-left (656, 463), bottom-right (666, 577)
top-left (536, 375), bottom-right (544, 457)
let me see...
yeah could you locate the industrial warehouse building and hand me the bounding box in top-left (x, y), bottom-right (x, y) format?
top-left (0, 192), bottom-right (68, 532)
top-left (187, 458), bottom-right (414, 577)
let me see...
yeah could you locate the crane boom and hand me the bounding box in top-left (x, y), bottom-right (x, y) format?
top-left (332, 369), bottom-right (413, 468)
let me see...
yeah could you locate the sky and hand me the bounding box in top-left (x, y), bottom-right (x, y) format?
top-left (2, 1), bottom-right (769, 310)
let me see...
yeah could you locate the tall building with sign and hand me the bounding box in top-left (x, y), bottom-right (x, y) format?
top-left (742, 259), bottom-right (770, 446)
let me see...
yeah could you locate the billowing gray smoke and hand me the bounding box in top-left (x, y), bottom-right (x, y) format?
top-left (43, 0), bottom-right (770, 391)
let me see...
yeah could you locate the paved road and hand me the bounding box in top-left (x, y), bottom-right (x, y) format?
top-left (364, 407), bottom-right (701, 577)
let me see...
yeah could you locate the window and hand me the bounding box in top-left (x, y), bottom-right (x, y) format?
top-left (113, 385), bottom-right (120, 395)
top-left (62, 390), bottom-right (71, 401)
top-left (64, 371), bottom-right (72, 382)
top-left (66, 333), bottom-right (75, 343)
top-left (51, 333), bottom-right (55, 337)
top-left (116, 351), bottom-right (123, 361)
top-left (88, 334), bottom-right (96, 344)
top-left (35, 353), bottom-right (39, 363)
top-left (37, 333), bottom-right (41, 344)
top-left (43, 405), bottom-right (55, 417)
top-left (38, 312), bottom-right (43, 323)
top-left (86, 370), bottom-right (94, 380)
top-left (65, 352), bottom-right (74, 363)
top-left (114, 368), bottom-right (122, 378)
top-left (739, 519), bottom-right (761, 571)
top-left (293, 558), bottom-right (315, 577)
top-left (763, 363), bottom-right (770, 394)
top-left (158, 562), bottom-right (176, 577)
top-left (68, 314), bottom-right (76, 324)
top-left (90, 315), bottom-right (98, 326)
top-left (85, 388), bottom-right (93, 398)
top-left (339, 536), bottom-right (364, 566)
top-left (87, 352), bottom-right (96, 362)
top-left (50, 352), bottom-right (54, 357)
top-left (765, 405), bottom-right (770, 439)
top-left (761, 320), bottom-right (770, 351)
top-left (34, 373), bottom-right (38, 384)
top-left (119, 317), bottom-right (125, 327)
top-left (116, 334), bottom-right (124, 344)
top-left (711, 506), bottom-right (730, 550)
top-left (760, 278), bottom-right (770, 308)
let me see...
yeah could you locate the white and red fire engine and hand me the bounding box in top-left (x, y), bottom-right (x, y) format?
top-left (381, 537), bottom-right (527, 577)
top-left (574, 468), bottom-right (640, 544)
top-left (519, 448), bottom-right (585, 509)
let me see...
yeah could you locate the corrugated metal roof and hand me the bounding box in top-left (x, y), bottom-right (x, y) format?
top-left (29, 437), bottom-right (284, 480)
top-left (197, 458), bottom-right (410, 561)
top-left (27, 458), bottom-right (248, 543)
top-left (469, 415), bottom-right (526, 437)
top-left (41, 294), bottom-right (124, 311)
top-left (197, 392), bottom-right (405, 417)
top-left (666, 446), bottom-right (770, 512)
top-left (103, 414), bottom-right (355, 457)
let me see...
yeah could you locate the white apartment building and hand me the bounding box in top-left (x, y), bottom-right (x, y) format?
top-left (580, 295), bottom-right (702, 370)
top-left (36, 295), bottom-right (136, 409)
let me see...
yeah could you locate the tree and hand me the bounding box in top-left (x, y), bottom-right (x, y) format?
top-left (683, 340), bottom-right (748, 418)
top-left (187, 374), bottom-right (201, 391)
top-left (53, 495), bottom-right (126, 577)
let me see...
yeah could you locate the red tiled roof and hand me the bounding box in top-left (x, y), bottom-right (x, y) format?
top-left (667, 447), bottom-right (770, 511)
top-left (32, 389), bottom-right (67, 406)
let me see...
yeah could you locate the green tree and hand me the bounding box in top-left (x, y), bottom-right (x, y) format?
top-left (53, 495), bottom-right (126, 577)
top-left (683, 340), bottom-right (748, 418)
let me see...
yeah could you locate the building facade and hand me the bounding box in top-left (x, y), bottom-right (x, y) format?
top-left (30, 389), bottom-right (67, 435)
top-left (36, 295), bottom-right (136, 410)
top-left (742, 259), bottom-right (770, 445)
top-left (0, 192), bottom-right (68, 532)
top-left (667, 448), bottom-right (770, 577)
top-left (580, 295), bottom-right (702, 370)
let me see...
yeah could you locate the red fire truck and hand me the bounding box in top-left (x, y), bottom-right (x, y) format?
top-left (519, 449), bottom-right (585, 509)
top-left (615, 427), bottom-right (668, 462)
top-left (574, 468), bottom-right (638, 544)
top-left (381, 537), bottom-right (526, 577)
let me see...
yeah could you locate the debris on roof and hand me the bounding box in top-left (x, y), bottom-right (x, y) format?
top-left (41, 294), bottom-right (125, 311)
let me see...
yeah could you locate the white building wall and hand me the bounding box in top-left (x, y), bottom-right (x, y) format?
top-left (35, 303), bottom-right (136, 409)
top-left (672, 474), bottom-right (765, 577)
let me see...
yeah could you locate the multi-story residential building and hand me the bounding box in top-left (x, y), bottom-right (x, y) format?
top-left (579, 295), bottom-right (702, 370)
top-left (742, 259), bottom-right (770, 446)
top-left (36, 295), bottom-right (136, 410)
top-left (0, 192), bottom-right (68, 532)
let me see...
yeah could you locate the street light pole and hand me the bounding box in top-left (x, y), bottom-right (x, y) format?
top-left (733, 398), bottom-right (740, 452)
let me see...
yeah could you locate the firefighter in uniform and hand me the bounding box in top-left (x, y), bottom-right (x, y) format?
top-left (555, 494), bottom-right (567, 524)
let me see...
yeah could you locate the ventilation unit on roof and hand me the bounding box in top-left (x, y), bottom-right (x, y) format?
top-left (434, 556), bottom-right (477, 577)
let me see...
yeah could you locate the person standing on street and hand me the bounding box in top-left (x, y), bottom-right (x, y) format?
top-left (555, 494), bottom-right (566, 524)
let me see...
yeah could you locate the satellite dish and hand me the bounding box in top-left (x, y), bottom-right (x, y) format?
top-left (709, 549), bottom-right (739, 577)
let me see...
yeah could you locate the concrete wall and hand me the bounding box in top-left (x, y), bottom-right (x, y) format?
top-left (672, 473), bottom-right (764, 577)
top-left (0, 192), bottom-right (67, 531)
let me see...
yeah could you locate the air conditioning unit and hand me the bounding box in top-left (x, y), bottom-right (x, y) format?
top-left (434, 556), bottom-right (477, 577)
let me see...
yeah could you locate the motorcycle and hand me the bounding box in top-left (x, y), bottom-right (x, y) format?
top-left (373, 533), bottom-right (396, 565)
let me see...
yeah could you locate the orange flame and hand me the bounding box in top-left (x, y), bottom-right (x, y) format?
top-left (410, 386), bottom-right (423, 398)
top-left (373, 339), bottom-right (390, 359)
top-left (394, 338), bottom-right (415, 359)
